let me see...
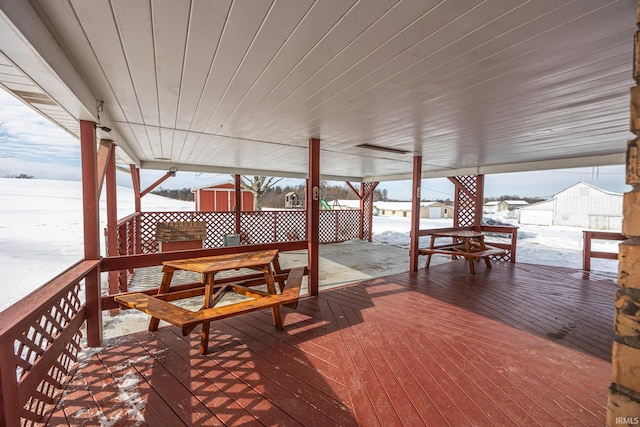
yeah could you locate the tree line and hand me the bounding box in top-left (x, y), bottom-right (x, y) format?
top-left (152, 184), bottom-right (547, 207)
top-left (153, 182), bottom-right (389, 208)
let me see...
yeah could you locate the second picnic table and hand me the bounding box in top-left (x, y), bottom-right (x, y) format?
top-left (420, 230), bottom-right (506, 274)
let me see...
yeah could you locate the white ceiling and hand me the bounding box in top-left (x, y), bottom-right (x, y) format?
top-left (0, 0), bottom-right (634, 182)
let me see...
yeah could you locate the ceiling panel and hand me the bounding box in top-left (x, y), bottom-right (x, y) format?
top-left (0, 0), bottom-right (634, 181)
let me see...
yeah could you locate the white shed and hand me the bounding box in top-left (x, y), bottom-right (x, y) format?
top-left (519, 200), bottom-right (554, 226)
top-left (484, 201), bottom-right (500, 212)
top-left (519, 182), bottom-right (622, 230)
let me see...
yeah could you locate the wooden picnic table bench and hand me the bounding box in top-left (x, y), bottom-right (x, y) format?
top-left (419, 230), bottom-right (507, 274)
top-left (114, 249), bottom-right (305, 354)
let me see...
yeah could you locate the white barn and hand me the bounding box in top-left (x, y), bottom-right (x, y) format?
top-left (519, 182), bottom-right (623, 230)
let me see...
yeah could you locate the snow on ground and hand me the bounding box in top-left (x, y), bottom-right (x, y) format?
top-left (0, 178), bottom-right (621, 314)
top-left (0, 178), bottom-right (193, 311)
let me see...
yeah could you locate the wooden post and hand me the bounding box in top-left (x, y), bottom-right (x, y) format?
top-left (130, 164), bottom-right (141, 213)
top-left (130, 165), bottom-right (142, 256)
top-left (104, 141), bottom-right (120, 296)
top-left (80, 120), bottom-right (102, 346)
top-left (474, 174), bottom-right (485, 230)
top-left (307, 138), bottom-right (320, 296)
top-left (410, 155), bottom-right (422, 272)
top-left (359, 184), bottom-right (365, 240)
top-left (234, 174), bottom-right (242, 234)
top-left (607, 4), bottom-right (640, 423)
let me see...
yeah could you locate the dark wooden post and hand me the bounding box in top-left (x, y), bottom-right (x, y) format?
top-left (234, 174), bottom-right (242, 234)
top-left (80, 120), bottom-right (102, 346)
top-left (104, 141), bottom-right (120, 295)
top-left (474, 174), bottom-right (485, 230)
top-left (130, 165), bottom-right (142, 256)
top-left (607, 4), bottom-right (640, 423)
top-left (410, 155), bottom-right (422, 272)
top-left (307, 138), bottom-right (320, 296)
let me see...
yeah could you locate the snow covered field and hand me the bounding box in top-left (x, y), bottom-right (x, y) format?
top-left (0, 178), bottom-right (621, 313)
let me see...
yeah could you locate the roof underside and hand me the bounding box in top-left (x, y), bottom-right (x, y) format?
top-left (0, 0), bottom-right (634, 182)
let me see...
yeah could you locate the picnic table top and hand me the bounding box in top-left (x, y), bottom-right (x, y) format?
top-left (162, 249), bottom-right (279, 274)
top-left (431, 230), bottom-right (484, 238)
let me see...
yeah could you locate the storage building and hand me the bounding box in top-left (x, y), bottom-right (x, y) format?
top-left (519, 182), bottom-right (622, 230)
top-left (192, 182), bottom-right (254, 212)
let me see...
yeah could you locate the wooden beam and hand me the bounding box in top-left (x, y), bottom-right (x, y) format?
top-left (130, 165), bottom-right (141, 213)
top-left (140, 170), bottom-right (175, 197)
top-left (346, 182), bottom-right (361, 199)
top-left (96, 139), bottom-right (113, 197)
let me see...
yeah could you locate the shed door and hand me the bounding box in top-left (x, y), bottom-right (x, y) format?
top-left (428, 207), bottom-right (440, 218)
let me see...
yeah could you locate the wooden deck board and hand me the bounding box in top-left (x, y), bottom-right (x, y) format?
top-left (49, 262), bottom-right (615, 426)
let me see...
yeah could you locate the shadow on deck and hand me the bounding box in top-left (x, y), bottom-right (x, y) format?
top-left (51, 261), bottom-right (615, 426)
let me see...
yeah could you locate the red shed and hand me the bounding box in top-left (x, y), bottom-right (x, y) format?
top-left (192, 182), bottom-right (254, 212)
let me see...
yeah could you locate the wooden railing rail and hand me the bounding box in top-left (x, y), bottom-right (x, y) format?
top-left (582, 230), bottom-right (626, 271)
top-left (0, 259), bottom-right (100, 426)
top-left (418, 225), bottom-right (519, 263)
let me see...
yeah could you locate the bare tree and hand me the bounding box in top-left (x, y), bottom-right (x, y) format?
top-left (239, 176), bottom-right (283, 210)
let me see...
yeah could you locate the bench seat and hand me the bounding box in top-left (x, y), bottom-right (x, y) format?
top-left (418, 245), bottom-right (507, 259)
top-left (115, 267), bottom-right (305, 336)
top-left (419, 244), bottom-right (508, 274)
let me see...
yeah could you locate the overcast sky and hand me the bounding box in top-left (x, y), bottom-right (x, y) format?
top-left (0, 88), bottom-right (630, 201)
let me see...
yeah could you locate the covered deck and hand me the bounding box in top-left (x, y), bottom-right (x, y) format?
top-left (1, 1), bottom-right (638, 424)
top-left (49, 261), bottom-right (614, 426)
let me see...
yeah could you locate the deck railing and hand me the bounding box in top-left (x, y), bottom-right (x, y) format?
top-left (0, 260), bottom-right (100, 426)
top-left (582, 230), bottom-right (626, 271)
top-left (113, 210), bottom-right (363, 256)
top-left (109, 209), bottom-right (363, 292)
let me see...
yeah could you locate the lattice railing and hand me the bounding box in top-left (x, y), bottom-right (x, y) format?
top-left (241, 211), bottom-right (307, 244)
top-left (319, 210), bottom-right (361, 243)
top-left (453, 175), bottom-right (480, 227)
top-left (117, 210), bottom-right (361, 254)
top-left (0, 260), bottom-right (98, 426)
top-left (110, 209), bottom-right (362, 292)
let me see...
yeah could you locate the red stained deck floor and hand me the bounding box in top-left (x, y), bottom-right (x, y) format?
top-left (49, 261), bottom-right (615, 426)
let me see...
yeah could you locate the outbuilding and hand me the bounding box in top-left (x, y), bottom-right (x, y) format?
top-left (334, 200), bottom-right (453, 219)
top-left (192, 182), bottom-right (254, 212)
top-left (519, 182), bottom-right (623, 230)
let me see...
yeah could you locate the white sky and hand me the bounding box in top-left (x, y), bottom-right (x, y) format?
top-left (0, 88), bottom-right (631, 201)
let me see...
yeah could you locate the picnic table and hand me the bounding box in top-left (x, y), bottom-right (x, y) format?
top-left (419, 230), bottom-right (506, 274)
top-left (115, 249), bottom-right (304, 354)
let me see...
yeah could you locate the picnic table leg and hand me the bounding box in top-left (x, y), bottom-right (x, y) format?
top-left (272, 254), bottom-right (286, 292)
top-left (425, 236), bottom-right (436, 269)
top-left (199, 273), bottom-right (216, 355)
top-left (263, 265), bottom-right (283, 329)
top-left (478, 235), bottom-right (492, 270)
top-left (485, 257), bottom-right (492, 269)
top-left (464, 238), bottom-right (476, 274)
top-left (149, 266), bottom-right (174, 331)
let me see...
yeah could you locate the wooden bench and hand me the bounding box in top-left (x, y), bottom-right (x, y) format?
top-left (114, 267), bottom-right (305, 345)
